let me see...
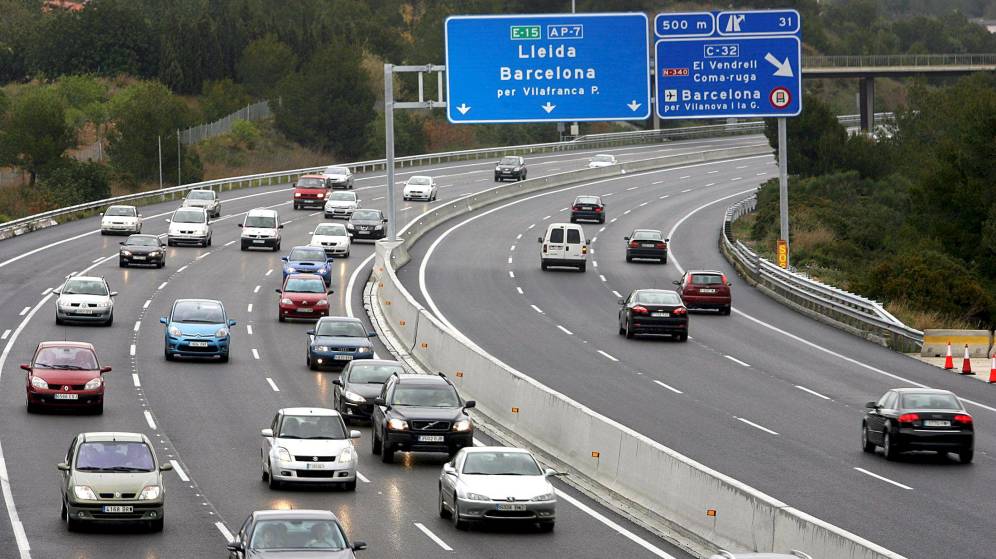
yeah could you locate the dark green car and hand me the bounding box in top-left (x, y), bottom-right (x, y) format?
top-left (59, 432), bottom-right (172, 532)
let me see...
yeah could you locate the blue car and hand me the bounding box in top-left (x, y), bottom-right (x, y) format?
top-left (161, 299), bottom-right (235, 362)
top-left (282, 246), bottom-right (333, 285)
top-left (307, 316), bottom-right (376, 370)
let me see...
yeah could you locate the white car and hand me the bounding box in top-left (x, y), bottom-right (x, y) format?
top-left (55, 275), bottom-right (117, 326)
top-left (239, 208), bottom-right (282, 251)
top-left (166, 207), bottom-right (212, 247)
top-left (402, 175), bottom-right (438, 201)
top-left (182, 189), bottom-right (220, 218)
top-left (587, 154), bottom-right (617, 168)
top-left (323, 191), bottom-right (359, 219)
top-left (539, 222), bottom-right (588, 272)
top-left (310, 222), bottom-right (351, 257)
top-left (322, 165), bottom-right (354, 189)
top-left (261, 407), bottom-right (361, 491)
top-left (100, 205), bottom-right (142, 235)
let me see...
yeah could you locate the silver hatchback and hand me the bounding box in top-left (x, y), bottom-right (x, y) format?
top-left (55, 275), bottom-right (117, 326)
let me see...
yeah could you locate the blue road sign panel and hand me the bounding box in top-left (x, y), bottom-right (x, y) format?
top-left (655, 12), bottom-right (714, 38)
top-left (655, 10), bottom-right (801, 119)
top-left (445, 14), bottom-right (650, 123)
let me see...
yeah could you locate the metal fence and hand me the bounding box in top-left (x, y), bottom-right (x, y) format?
top-left (179, 100), bottom-right (273, 145)
top-left (720, 196), bottom-right (923, 352)
top-left (804, 53), bottom-right (996, 67)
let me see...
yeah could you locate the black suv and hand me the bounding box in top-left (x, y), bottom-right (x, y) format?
top-left (371, 373), bottom-right (475, 463)
top-left (494, 156), bottom-right (527, 182)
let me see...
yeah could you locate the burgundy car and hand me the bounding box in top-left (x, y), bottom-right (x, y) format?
top-left (23, 341), bottom-right (110, 414)
top-left (673, 270), bottom-right (732, 315)
top-left (276, 273), bottom-right (332, 322)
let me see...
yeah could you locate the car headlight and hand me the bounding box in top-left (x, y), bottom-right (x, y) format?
top-left (317, 193), bottom-right (325, 198)
top-left (294, 192), bottom-right (302, 197)
top-left (73, 485), bottom-right (97, 501)
top-left (317, 299), bottom-right (328, 306)
top-left (452, 419), bottom-right (472, 432)
top-left (495, 166), bottom-right (501, 171)
top-left (387, 418), bottom-right (408, 431)
top-left (346, 224), bottom-right (355, 230)
top-left (57, 300), bottom-right (71, 309)
top-left (285, 266), bottom-right (297, 273)
top-left (466, 493), bottom-right (490, 502)
top-left (30, 376), bottom-right (48, 389)
top-left (339, 446), bottom-right (355, 464)
top-left (121, 250), bottom-right (132, 256)
top-left (275, 447), bottom-right (292, 462)
top-left (280, 298), bottom-right (293, 305)
top-left (312, 345), bottom-right (329, 352)
top-left (138, 485), bottom-right (161, 500)
top-left (215, 328), bottom-right (229, 338)
top-left (84, 377), bottom-right (103, 390)
top-left (374, 225), bottom-right (383, 230)
top-left (532, 492), bottom-right (555, 502)
top-left (95, 300), bottom-right (111, 308)
top-left (149, 251), bottom-right (161, 257)
top-left (168, 326), bottom-right (182, 337)
top-left (343, 390), bottom-right (366, 403)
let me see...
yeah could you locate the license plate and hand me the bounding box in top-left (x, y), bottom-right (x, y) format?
top-left (334, 354), bottom-right (353, 361)
top-left (297, 308), bottom-right (313, 313)
top-left (418, 435), bottom-right (445, 442)
top-left (496, 503), bottom-right (527, 511)
top-left (652, 312), bottom-right (670, 317)
top-left (75, 309), bottom-right (92, 315)
top-left (253, 239), bottom-right (264, 244)
top-left (189, 341), bottom-right (209, 347)
top-left (306, 462), bottom-right (329, 470)
top-left (132, 255), bottom-right (146, 260)
top-left (54, 393), bottom-right (78, 400)
top-left (924, 420), bottom-right (950, 427)
top-left (699, 289), bottom-right (717, 294)
top-left (102, 505), bottom-right (133, 513)
top-left (643, 243), bottom-right (656, 247)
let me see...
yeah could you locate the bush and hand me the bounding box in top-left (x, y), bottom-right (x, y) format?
top-left (230, 120), bottom-right (261, 150)
top-left (201, 79), bottom-right (252, 122)
top-left (38, 160), bottom-right (110, 207)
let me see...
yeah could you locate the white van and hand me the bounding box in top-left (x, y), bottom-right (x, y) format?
top-left (539, 223), bottom-right (589, 272)
top-left (239, 208), bottom-right (282, 251)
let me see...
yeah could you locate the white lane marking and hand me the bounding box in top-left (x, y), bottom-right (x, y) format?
top-left (170, 460), bottom-right (190, 482)
top-left (652, 180), bottom-right (666, 184)
top-left (559, 207), bottom-right (569, 212)
top-left (599, 227), bottom-right (606, 232)
top-left (132, 373), bottom-right (141, 387)
top-left (509, 245), bottom-right (516, 251)
top-left (599, 275), bottom-right (607, 282)
top-left (224, 240), bottom-right (236, 247)
top-left (507, 257), bottom-right (513, 264)
top-left (356, 472), bottom-right (370, 483)
top-left (528, 223), bottom-right (536, 229)
top-left (543, 215), bottom-right (552, 220)
top-left (133, 321), bottom-right (141, 332)
top-left (18, 307), bottom-right (29, 316)
top-left (557, 325), bottom-right (574, 335)
top-left (659, 195), bottom-right (669, 199)
top-left (247, 304), bottom-right (253, 313)
top-left (0, 330), bottom-right (9, 340)
top-left (731, 177), bottom-right (743, 181)
top-left (372, 196), bottom-right (385, 201)
top-left (735, 417), bottom-right (779, 436)
top-left (143, 299), bottom-right (151, 309)
top-left (612, 290), bottom-right (622, 298)
top-left (681, 188), bottom-right (692, 193)
top-left (41, 287), bottom-right (52, 296)
top-left (610, 217), bottom-right (617, 223)
top-left (653, 380), bottom-right (683, 394)
top-left (724, 355), bottom-right (750, 367)
top-left (736, 165), bottom-right (748, 169)
top-left (252, 348), bottom-right (260, 360)
top-left (198, 251), bottom-right (211, 259)
top-left (216, 521), bottom-right (234, 543)
top-left (705, 182), bottom-right (716, 187)
top-left (129, 344), bottom-right (136, 357)
top-left (593, 261), bottom-right (599, 268)
top-left (158, 281), bottom-right (168, 290)
top-left (639, 202), bottom-right (648, 207)
top-left (603, 192), bottom-right (615, 196)
top-left (756, 172), bottom-right (768, 176)
top-left (91, 257), bottom-right (103, 263)
top-left (623, 209), bottom-right (632, 215)
top-left (597, 350), bottom-right (619, 362)
top-left (345, 253), bottom-right (376, 319)
top-left (309, 211), bottom-right (321, 216)
top-left (509, 271), bottom-right (515, 278)
top-left (796, 385), bottom-right (831, 400)
top-left (265, 269), bottom-right (273, 276)
top-left (591, 238), bottom-right (597, 244)
top-left (550, 167), bottom-right (561, 171)
top-left (414, 522), bottom-right (453, 552)
top-left (266, 378), bottom-right (280, 392)
top-left (555, 490), bottom-right (679, 559)
top-left (144, 410), bottom-right (157, 430)
top-left (854, 467), bottom-right (913, 490)
top-left (679, 175), bottom-right (691, 179)
top-left (516, 233), bottom-right (522, 240)
top-left (516, 287), bottom-right (524, 295)
top-left (668, 188), bottom-right (757, 272)
top-left (530, 305), bottom-right (544, 314)
top-left (247, 325), bottom-right (254, 335)
top-left (707, 170), bottom-right (718, 174)
top-left (626, 186), bottom-right (638, 191)
top-left (253, 285), bottom-right (261, 294)
top-left (177, 265), bottom-right (188, 273)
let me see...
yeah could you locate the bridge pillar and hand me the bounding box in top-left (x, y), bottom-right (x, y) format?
top-left (859, 77), bottom-right (875, 132)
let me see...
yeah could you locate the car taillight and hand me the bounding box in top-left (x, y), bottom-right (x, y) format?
top-left (953, 414), bottom-right (973, 425)
top-left (631, 305), bottom-right (649, 315)
top-left (629, 241), bottom-right (639, 248)
top-left (656, 242), bottom-right (667, 249)
top-left (572, 205), bottom-right (581, 211)
top-left (581, 245), bottom-right (588, 254)
top-left (542, 244), bottom-right (547, 254)
top-left (897, 413), bottom-right (920, 424)
top-left (594, 206), bottom-right (603, 212)
top-left (673, 307), bottom-right (687, 316)
top-left (721, 274), bottom-right (729, 285)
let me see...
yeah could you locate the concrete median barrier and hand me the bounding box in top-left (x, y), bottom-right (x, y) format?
top-left (920, 329), bottom-right (991, 358)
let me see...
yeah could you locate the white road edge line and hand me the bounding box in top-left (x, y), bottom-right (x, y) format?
top-left (554, 490), bottom-right (679, 559)
top-left (143, 300), bottom-right (151, 309)
top-left (177, 265), bottom-right (188, 273)
top-left (216, 521), bottom-right (234, 543)
top-left (854, 467), bottom-right (913, 490)
top-left (253, 285), bottom-right (261, 293)
top-left (414, 522), bottom-right (453, 552)
top-left (735, 417), bottom-right (779, 436)
top-left (133, 321), bottom-right (141, 332)
top-left (247, 304), bottom-right (253, 313)
top-left (724, 355), bottom-right (750, 367)
top-left (597, 350), bottom-right (619, 362)
top-left (266, 378), bottom-right (280, 392)
top-left (346, 253), bottom-right (377, 319)
top-left (653, 380), bottom-right (683, 394)
top-left (129, 344), bottom-right (136, 357)
top-left (795, 385), bottom-right (831, 400)
top-left (144, 410), bottom-right (157, 430)
top-left (170, 460), bottom-right (190, 482)
top-left (515, 287), bottom-right (524, 295)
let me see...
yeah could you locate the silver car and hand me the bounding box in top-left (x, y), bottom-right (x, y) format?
top-left (438, 446), bottom-right (560, 531)
top-left (322, 165), bottom-right (354, 189)
top-left (100, 205), bottom-right (142, 235)
top-left (182, 189), bottom-right (221, 217)
top-left (323, 191), bottom-right (359, 219)
top-left (226, 509), bottom-right (366, 558)
top-left (55, 275), bottom-right (117, 326)
top-left (261, 408), bottom-right (361, 490)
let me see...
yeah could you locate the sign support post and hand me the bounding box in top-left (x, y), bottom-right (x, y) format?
top-left (778, 117), bottom-right (789, 268)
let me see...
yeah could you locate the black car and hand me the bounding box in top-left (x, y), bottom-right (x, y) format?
top-left (570, 195), bottom-right (605, 223)
top-left (226, 509), bottom-right (366, 558)
top-left (371, 372), bottom-right (475, 463)
top-left (862, 388), bottom-right (974, 463)
top-left (119, 234), bottom-right (167, 268)
top-left (333, 359), bottom-right (406, 423)
top-left (347, 209), bottom-right (387, 240)
top-left (494, 156), bottom-right (527, 181)
top-left (625, 229), bottom-right (668, 264)
top-left (618, 289), bottom-right (688, 341)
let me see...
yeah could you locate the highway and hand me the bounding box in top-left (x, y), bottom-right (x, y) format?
top-left (402, 149), bottom-right (996, 559)
top-left (0, 136), bottom-right (764, 558)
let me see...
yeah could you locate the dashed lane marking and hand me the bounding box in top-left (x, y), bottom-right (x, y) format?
top-left (144, 410), bottom-right (157, 430)
top-left (735, 417), bottom-right (778, 436)
top-left (597, 350), bottom-right (619, 362)
top-left (653, 380), bottom-right (683, 394)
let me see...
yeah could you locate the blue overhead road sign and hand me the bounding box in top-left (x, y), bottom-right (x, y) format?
top-left (445, 14), bottom-right (650, 123)
top-left (655, 10), bottom-right (801, 119)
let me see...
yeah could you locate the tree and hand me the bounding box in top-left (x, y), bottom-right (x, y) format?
top-left (764, 94), bottom-right (848, 178)
top-left (201, 79), bottom-right (253, 121)
top-left (0, 86), bottom-right (75, 185)
top-left (39, 160), bottom-right (110, 207)
top-left (237, 35), bottom-right (298, 97)
top-left (107, 81), bottom-right (193, 183)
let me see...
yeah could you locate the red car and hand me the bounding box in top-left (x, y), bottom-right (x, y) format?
top-left (673, 270), bottom-right (733, 315)
top-left (292, 174), bottom-right (329, 210)
top-left (23, 341), bottom-right (110, 414)
top-left (276, 273), bottom-right (332, 321)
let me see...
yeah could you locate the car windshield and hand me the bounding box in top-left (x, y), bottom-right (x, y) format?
top-left (632, 230), bottom-right (663, 241)
top-left (289, 248), bottom-right (326, 261)
top-left (691, 274), bottom-right (724, 285)
top-left (592, 155), bottom-right (613, 163)
top-left (172, 209), bottom-right (205, 223)
top-left (315, 320), bottom-right (367, 337)
top-left (172, 301), bottom-right (225, 323)
top-left (348, 363), bottom-right (403, 384)
top-left (126, 236), bottom-right (159, 247)
top-left (462, 451), bottom-right (542, 476)
top-left (62, 279), bottom-right (108, 296)
top-left (900, 393), bottom-right (962, 410)
top-left (76, 441), bottom-right (154, 472)
top-left (187, 191), bottom-right (214, 200)
top-left (105, 206), bottom-right (135, 217)
top-left (34, 346), bottom-right (98, 369)
top-left (245, 215), bottom-right (275, 228)
top-left (325, 167), bottom-right (349, 175)
top-left (499, 157), bottom-right (519, 165)
top-left (408, 176), bottom-right (431, 185)
top-left (634, 291), bottom-right (681, 305)
top-left (576, 196), bottom-right (600, 205)
top-left (328, 192), bottom-right (355, 201)
top-left (298, 178), bottom-right (325, 188)
top-left (314, 224), bottom-right (347, 236)
top-left (352, 210), bottom-right (380, 220)
top-left (392, 385), bottom-right (460, 407)
top-left (278, 415), bottom-right (346, 440)
top-left (285, 278), bottom-right (325, 293)
top-left (250, 519), bottom-right (347, 551)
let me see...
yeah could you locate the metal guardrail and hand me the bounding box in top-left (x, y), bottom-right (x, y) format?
top-left (804, 53), bottom-right (996, 67)
top-left (721, 196), bottom-right (923, 352)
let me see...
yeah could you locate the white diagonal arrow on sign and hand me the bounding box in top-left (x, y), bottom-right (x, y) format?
top-left (541, 102), bottom-right (556, 113)
top-left (764, 53), bottom-right (794, 77)
top-left (456, 103), bottom-right (471, 115)
top-left (627, 100), bottom-right (642, 112)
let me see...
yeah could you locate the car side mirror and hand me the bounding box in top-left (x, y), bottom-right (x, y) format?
top-left (464, 400), bottom-right (476, 409)
top-left (442, 463), bottom-right (456, 475)
top-left (275, 289), bottom-right (282, 294)
top-left (119, 241), bottom-right (125, 245)
top-left (332, 379), bottom-right (343, 386)
top-left (281, 256), bottom-right (288, 261)
top-left (159, 317), bottom-right (168, 325)
top-left (672, 280), bottom-right (680, 286)
top-left (20, 363), bottom-right (31, 371)
top-left (327, 289), bottom-right (335, 295)
top-left (374, 397), bottom-right (386, 406)
top-left (159, 463), bottom-right (173, 471)
top-left (53, 289), bottom-right (61, 295)
top-left (261, 428), bottom-right (274, 437)
top-left (138, 214), bottom-right (143, 217)
top-left (665, 238), bottom-right (670, 242)
top-left (226, 542), bottom-right (243, 552)
top-left (351, 541), bottom-right (367, 551)
top-left (585, 239), bottom-right (590, 245)
top-left (545, 468), bottom-right (567, 477)
top-left (110, 292), bottom-right (118, 297)
top-left (57, 462), bottom-right (70, 471)
top-left (382, 218), bottom-right (388, 223)
top-left (306, 330), bottom-right (315, 336)
top-left (368, 331), bottom-right (377, 338)
top-left (537, 237), bottom-right (542, 243)
top-left (865, 401), bottom-right (879, 409)
top-left (727, 282), bottom-right (733, 287)
top-left (228, 319), bottom-right (237, 327)
top-left (100, 366), bottom-right (112, 374)
top-left (237, 223), bottom-right (243, 227)
top-left (350, 430), bottom-right (361, 439)
top-left (623, 237), bottom-right (629, 241)
top-left (278, 224), bottom-right (284, 229)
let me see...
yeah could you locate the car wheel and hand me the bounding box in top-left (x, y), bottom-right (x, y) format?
top-left (438, 487), bottom-right (452, 519)
top-left (149, 518), bottom-right (164, 532)
top-left (167, 239), bottom-right (173, 247)
top-left (343, 479), bottom-right (357, 491)
top-left (538, 521), bottom-right (555, 533)
top-left (625, 318), bottom-right (635, 339)
top-left (862, 424), bottom-right (876, 453)
top-left (240, 242), bottom-right (247, 251)
top-left (541, 261), bottom-right (548, 271)
top-left (883, 429), bottom-right (899, 461)
top-left (278, 314), bottom-right (285, 323)
top-left (261, 454), bottom-right (270, 481)
top-left (570, 216), bottom-right (577, 223)
top-left (452, 497), bottom-right (468, 531)
top-left (659, 257), bottom-right (667, 265)
top-left (92, 401), bottom-right (103, 415)
top-left (268, 467), bottom-right (281, 490)
top-left (721, 305), bottom-right (732, 316)
top-left (26, 400), bottom-right (38, 414)
top-left (678, 333), bottom-right (689, 342)
top-left (371, 430), bottom-right (382, 455)
top-left (56, 315), bottom-right (64, 325)
top-left (206, 236), bottom-right (212, 247)
top-left (65, 502), bottom-right (80, 532)
top-left (164, 347), bottom-right (174, 361)
top-left (344, 251), bottom-right (350, 258)
top-left (104, 313), bottom-right (113, 327)
top-left (578, 262), bottom-right (586, 273)
top-left (599, 216), bottom-right (605, 224)
top-left (307, 355), bottom-right (317, 370)
top-left (626, 254), bottom-right (633, 262)
top-left (219, 352), bottom-right (229, 363)
top-left (959, 447), bottom-right (974, 464)
top-left (119, 259), bottom-right (127, 268)
top-left (381, 440), bottom-right (394, 464)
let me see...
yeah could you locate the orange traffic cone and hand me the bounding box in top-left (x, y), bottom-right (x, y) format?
top-left (960, 344), bottom-right (974, 375)
top-left (943, 341), bottom-right (954, 370)
top-left (989, 355), bottom-right (996, 384)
